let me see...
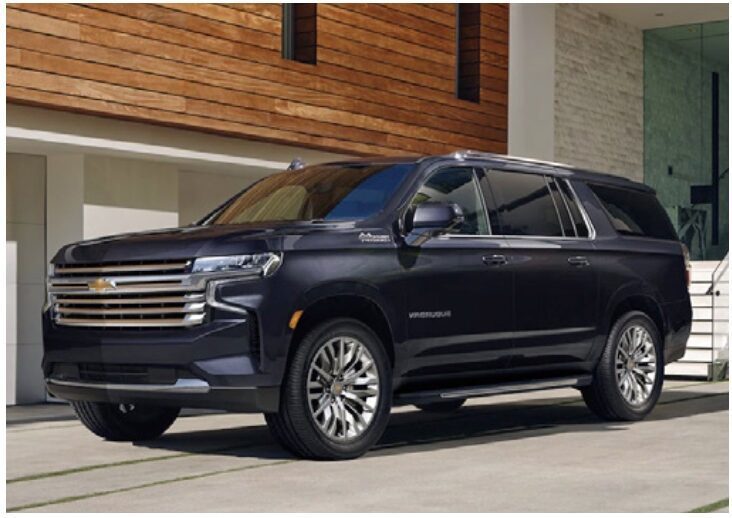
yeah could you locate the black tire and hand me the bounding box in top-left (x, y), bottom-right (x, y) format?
top-left (71, 401), bottom-right (180, 441)
top-left (416, 399), bottom-right (466, 413)
top-left (265, 318), bottom-right (392, 460)
top-left (582, 311), bottom-right (664, 421)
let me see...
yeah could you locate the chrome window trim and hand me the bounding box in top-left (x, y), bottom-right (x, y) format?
top-left (437, 171), bottom-right (596, 242)
top-left (562, 178), bottom-right (597, 240)
top-left (439, 233), bottom-right (593, 241)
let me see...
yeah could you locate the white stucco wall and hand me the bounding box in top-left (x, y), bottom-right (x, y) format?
top-left (83, 155), bottom-right (180, 239)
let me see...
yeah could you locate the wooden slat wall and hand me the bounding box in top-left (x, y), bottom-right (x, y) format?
top-left (7, 3), bottom-right (509, 156)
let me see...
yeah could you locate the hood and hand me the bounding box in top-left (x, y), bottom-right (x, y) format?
top-left (52, 222), bottom-right (351, 264)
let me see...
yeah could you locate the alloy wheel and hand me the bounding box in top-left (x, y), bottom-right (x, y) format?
top-left (307, 336), bottom-right (380, 442)
top-left (615, 324), bottom-right (657, 406)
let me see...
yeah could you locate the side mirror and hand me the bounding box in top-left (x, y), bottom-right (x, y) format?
top-left (404, 202), bottom-right (464, 247)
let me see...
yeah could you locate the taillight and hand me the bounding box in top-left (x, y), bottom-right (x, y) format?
top-left (681, 243), bottom-right (691, 289)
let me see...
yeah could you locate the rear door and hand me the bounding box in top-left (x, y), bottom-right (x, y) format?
top-left (482, 169), bottom-right (599, 370)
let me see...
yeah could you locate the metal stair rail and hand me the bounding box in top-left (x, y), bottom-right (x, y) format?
top-left (709, 254), bottom-right (729, 380)
top-left (666, 258), bottom-right (723, 379)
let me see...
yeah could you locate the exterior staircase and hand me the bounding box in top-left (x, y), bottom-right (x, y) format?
top-left (666, 257), bottom-right (729, 380)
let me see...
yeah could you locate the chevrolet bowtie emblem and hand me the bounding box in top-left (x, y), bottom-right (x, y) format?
top-left (88, 278), bottom-right (116, 293)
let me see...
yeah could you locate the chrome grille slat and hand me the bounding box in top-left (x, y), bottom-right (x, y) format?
top-left (54, 262), bottom-right (189, 275)
top-left (49, 274), bottom-right (191, 285)
top-left (55, 303), bottom-right (205, 316)
top-left (49, 260), bottom-right (206, 329)
top-left (50, 284), bottom-right (193, 295)
top-left (54, 294), bottom-right (205, 305)
top-left (56, 315), bottom-right (205, 328)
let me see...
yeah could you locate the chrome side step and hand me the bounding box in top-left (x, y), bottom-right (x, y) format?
top-left (394, 375), bottom-right (592, 405)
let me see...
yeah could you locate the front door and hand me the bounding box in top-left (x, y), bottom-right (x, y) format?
top-left (398, 167), bottom-right (514, 389)
top-left (484, 169), bottom-right (598, 371)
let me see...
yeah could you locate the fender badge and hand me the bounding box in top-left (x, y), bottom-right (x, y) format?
top-left (358, 232), bottom-right (390, 244)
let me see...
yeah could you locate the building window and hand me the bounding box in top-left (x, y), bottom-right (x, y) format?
top-left (282, 4), bottom-right (317, 64)
top-left (456, 4), bottom-right (481, 103)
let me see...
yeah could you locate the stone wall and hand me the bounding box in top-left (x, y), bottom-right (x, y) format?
top-left (554, 4), bottom-right (644, 181)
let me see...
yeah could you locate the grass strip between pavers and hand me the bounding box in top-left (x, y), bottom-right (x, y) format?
top-left (689, 498), bottom-right (729, 513)
top-left (6, 439), bottom-right (274, 484)
top-left (7, 459), bottom-right (296, 512)
top-left (7, 452), bottom-right (192, 484)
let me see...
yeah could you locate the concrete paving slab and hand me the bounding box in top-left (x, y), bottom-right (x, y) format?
top-left (7, 381), bottom-right (728, 512)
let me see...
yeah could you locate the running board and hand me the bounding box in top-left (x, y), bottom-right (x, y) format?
top-left (394, 375), bottom-right (592, 406)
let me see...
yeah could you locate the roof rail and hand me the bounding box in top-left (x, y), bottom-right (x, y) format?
top-left (287, 157), bottom-right (306, 171)
top-left (448, 150), bottom-right (576, 170)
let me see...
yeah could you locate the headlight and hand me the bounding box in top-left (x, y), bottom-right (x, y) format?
top-left (191, 253), bottom-right (282, 277)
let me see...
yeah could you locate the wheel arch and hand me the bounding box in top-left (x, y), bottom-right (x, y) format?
top-left (288, 282), bottom-right (400, 369)
top-left (605, 284), bottom-right (667, 345)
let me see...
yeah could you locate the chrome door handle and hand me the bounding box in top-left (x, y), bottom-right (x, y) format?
top-left (483, 254), bottom-right (508, 266)
top-left (568, 256), bottom-right (590, 267)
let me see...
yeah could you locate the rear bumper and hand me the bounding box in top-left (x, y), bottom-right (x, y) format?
top-left (663, 298), bottom-right (693, 364)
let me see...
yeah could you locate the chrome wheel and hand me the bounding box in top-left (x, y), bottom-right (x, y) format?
top-left (307, 336), bottom-right (380, 442)
top-left (615, 325), bottom-right (657, 406)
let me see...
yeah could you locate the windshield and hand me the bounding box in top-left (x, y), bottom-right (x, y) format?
top-left (209, 163), bottom-right (413, 225)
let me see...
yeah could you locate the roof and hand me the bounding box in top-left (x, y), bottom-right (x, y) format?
top-left (318, 150), bottom-right (654, 193)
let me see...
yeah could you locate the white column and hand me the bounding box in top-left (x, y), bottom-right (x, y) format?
top-left (7, 153), bottom-right (48, 404)
top-left (508, 4), bottom-right (556, 161)
top-left (46, 154), bottom-right (84, 264)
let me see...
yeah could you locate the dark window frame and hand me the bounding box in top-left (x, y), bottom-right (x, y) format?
top-left (557, 179), bottom-right (591, 238)
top-left (282, 3), bottom-right (317, 65)
top-left (546, 176), bottom-right (578, 237)
top-left (456, 4), bottom-right (481, 103)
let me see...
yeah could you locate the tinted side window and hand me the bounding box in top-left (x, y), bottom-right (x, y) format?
top-left (411, 168), bottom-right (489, 235)
top-left (588, 183), bottom-right (677, 240)
top-left (557, 180), bottom-right (590, 237)
top-left (487, 170), bottom-right (563, 237)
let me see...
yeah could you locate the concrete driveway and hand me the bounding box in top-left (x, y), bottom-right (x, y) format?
top-left (6, 380), bottom-right (728, 512)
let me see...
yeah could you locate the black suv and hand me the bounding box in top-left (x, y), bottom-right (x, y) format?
top-left (43, 152), bottom-right (692, 459)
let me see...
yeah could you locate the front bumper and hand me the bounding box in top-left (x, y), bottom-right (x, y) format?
top-left (45, 377), bottom-right (279, 412)
top-left (42, 309), bottom-right (281, 412)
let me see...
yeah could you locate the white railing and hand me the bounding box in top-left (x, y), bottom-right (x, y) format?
top-left (710, 254), bottom-right (729, 380)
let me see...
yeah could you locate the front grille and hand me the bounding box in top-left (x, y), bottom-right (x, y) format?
top-left (51, 362), bottom-right (179, 385)
top-left (78, 363), bottom-right (149, 383)
top-left (48, 260), bottom-right (207, 328)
